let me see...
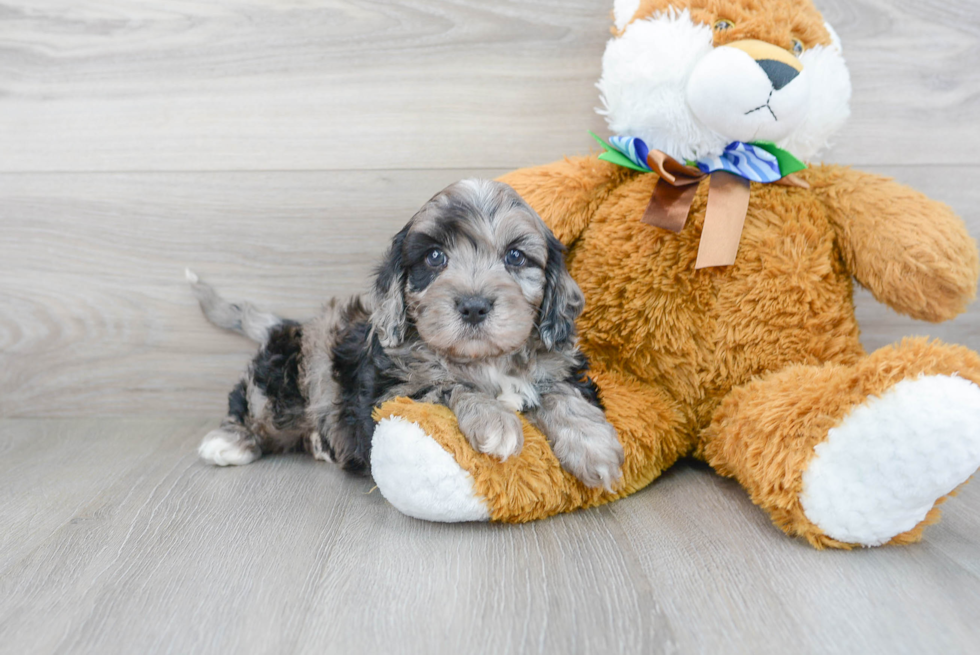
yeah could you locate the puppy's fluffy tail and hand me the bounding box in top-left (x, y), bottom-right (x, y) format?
top-left (185, 268), bottom-right (283, 344)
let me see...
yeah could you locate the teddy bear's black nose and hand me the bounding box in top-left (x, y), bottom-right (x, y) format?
top-left (757, 58), bottom-right (800, 91)
top-left (456, 296), bottom-right (493, 325)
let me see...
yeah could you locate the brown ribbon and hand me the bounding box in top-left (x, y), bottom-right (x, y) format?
top-left (640, 150), bottom-right (809, 269)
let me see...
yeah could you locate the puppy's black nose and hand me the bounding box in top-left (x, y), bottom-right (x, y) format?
top-left (756, 58), bottom-right (799, 91)
top-left (456, 296), bottom-right (492, 325)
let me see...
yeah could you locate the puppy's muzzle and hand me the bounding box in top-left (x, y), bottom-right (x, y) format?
top-left (456, 295), bottom-right (493, 326)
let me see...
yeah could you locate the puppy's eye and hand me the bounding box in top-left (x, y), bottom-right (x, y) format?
top-left (713, 19), bottom-right (734, 31)
top-left (425, 249), bottom-right (447, 268)
top-left (791, 38), bottom-right (805, 56)
top-left (504, 248), bottom-right (527, 267)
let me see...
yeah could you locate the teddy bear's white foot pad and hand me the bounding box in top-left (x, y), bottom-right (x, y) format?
top-left (801, 375), bottom-right (980, 546)
top-left (371, 417), bottom-right (490, 522)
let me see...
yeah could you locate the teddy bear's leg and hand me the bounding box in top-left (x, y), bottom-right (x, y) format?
top-left (371, 369), bottom-right (687, 523)
top-left (701, 338), bottom-right (980, 549)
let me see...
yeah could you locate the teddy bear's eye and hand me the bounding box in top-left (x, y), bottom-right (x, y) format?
top-left (713, 19), bottom-right (734, 31)
top-left (791, 38), bottom-right (805, 56)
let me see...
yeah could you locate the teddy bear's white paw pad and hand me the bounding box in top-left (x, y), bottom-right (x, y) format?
top-left (801, 375), bottom-right (980, 546)
top-left (371, 417), bottom-right (491, 522)
top-left (198, 429), bottom-right (260, 466)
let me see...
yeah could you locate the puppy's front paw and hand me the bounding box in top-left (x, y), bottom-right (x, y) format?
top-left (457, 404), bottom-right (524, 461)
top-left (551, 418), bottom-right (624, 491)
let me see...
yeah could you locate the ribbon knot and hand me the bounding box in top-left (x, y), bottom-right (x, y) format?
top-left (593, 133), bottom-right (809, 269)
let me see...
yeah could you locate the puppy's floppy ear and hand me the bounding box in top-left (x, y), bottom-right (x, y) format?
top-left (538, 233), bottom-right (585, 351)
top-left (371, 224), bottom-right (410, 348)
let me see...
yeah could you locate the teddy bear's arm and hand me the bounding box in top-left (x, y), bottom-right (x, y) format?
top-left (497, 155), bottom-right (630, 246)
top-left (812, 165), bottom-right (979, 322)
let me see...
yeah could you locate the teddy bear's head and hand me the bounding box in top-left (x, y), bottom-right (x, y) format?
top-left (598, 0), bottom-right (850, 163)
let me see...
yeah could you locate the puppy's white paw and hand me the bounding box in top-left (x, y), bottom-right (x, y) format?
top-left (198, 429), bottom-right (261, 466)
top-left (479, 414), bottom-right (524, 460)
top-left (306, 431), bottom-right (335, 463)
top-left (552, 419), bottom-right (624, 491)
top-left (458, 405), bottom-right (524, 461)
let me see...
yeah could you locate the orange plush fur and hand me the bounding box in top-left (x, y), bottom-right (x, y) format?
top-left (375, 0), bottom-right (980, 548)
top-left (617, 0), bottom-right (833, 49)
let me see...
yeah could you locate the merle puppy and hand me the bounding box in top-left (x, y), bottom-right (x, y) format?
top-left (190, 179), bottom-right (624, 490)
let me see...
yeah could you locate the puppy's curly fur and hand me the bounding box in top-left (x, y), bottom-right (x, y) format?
top-left (191, 179), bottom-right (624, 489)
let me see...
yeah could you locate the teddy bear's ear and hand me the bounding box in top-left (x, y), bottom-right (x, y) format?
top-left (538, 234), bottom-right (585, 351)
top-left (370, 224), bottom-right (410, 348)
top-left (613, 0), bottom-right (642, 33)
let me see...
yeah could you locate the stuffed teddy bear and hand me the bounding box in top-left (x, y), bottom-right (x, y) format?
top-left (368, 0), bottom-right (980, 549)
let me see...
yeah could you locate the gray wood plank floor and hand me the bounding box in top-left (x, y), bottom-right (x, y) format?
top-left (3, 0), bottom-right (980, 652)
top-left (2, 418), bottom-right (979, 655)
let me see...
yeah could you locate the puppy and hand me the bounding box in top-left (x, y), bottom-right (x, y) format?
top-left (191, 179), bottom-right (624, 489)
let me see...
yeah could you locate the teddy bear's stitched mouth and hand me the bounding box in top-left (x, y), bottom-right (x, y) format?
top-left (744, 89), bottom-right (777, 121)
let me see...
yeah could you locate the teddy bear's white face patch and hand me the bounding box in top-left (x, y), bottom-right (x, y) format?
top-left (686, 43), bottom-right (811, 145)
top-left (598, 10), bottom-right (851, 163)
top-left (779, 28), bottom-right (851, 162)
top-left (598, 11), bottom-right (722, 163)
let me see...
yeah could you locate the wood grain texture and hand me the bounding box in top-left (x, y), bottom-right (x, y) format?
top-left (1, 165), bottom-right (977, 417)
top-left (1, 419), bottom-right (979, 654)
top-left (610, 461), bottom-right (980, 655)
top-left (0, 419), bottom-right (674, 655)
top-left (0, 0), bottom-right (611, 172)
top-left (0, 0), bottom-right (978, 172)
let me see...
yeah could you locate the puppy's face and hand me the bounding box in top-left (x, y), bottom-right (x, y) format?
top-left (372, 179), bottom-right (583, 360)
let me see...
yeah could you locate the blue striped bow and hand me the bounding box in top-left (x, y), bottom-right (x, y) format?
top-left (601, 134), bottom-right (805, 183)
